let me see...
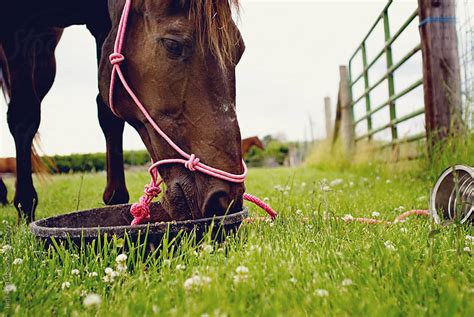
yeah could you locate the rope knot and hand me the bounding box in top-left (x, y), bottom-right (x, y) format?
top-left (184, 154), bottom-right (200, 172)
top-left (130, 196), bottom-right (151, 226)
top-left (109, 53), bottom-right (125, 65)
top-left (144, 184), bottom-right (161, 197)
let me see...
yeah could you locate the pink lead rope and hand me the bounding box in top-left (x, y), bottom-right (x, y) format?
top-left (108, 0), bottom-right (277, 226)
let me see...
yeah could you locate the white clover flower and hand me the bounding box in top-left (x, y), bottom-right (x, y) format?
top-left (12, 258), bottom-right (23, 265)
top-left (71, 269), bottom-right (80, 276)
top-left (301, 182), bottom-right (307, 188)
top-left (263, 197), bottom-right (270, 203)
top-left (371, 212), bottom-right (380, 217)
top-left (102, 275), bottom-right (113, 283)
top-left (248, 245), bottom-right (262, 254)
top-left (274, 185), bottom-right (284, 192)
top-left (321, 185), bottom-right (331, 192)
top-left (201, 244), bottom-right (213, 254)
top-left (384, 241), bottom-right (397, 252)
top-left (115, 254), bottom-right (127, 264)
top-left (183, 275), bottom-right (211, 291)
top-left (400, 227), bottom-right (408, 233)
top-left (342, 279), bottom-right (353, 286)
top-left (233, 274), bottom-right (248, 284)
top-left (0, 244), bottom-right (12, 254)
top-left (1, 220), bottom-right (8, 225)
top-left (233, 266), bottom-right (249, 284)
top-left (4, 284), bottom-right (16, 293)
top-left (103, 267), bottom-right (119, 283)
top-left (83, 293), bottom-right (101, 307)
top-left (349, 181), bottom-right (355, 187)
top-left (315, 289), bottom-right (329, 297)
top-left (464, 246), bottom-right (471, 252)
top-left (295, 209), bottom-right (303, 216)
top-left (104, 267), bottom-right (114, 275)
top-left (342, 214), bottom-right (354, 222)
top-left (88, 272), bottom-right (98, 278)
top-left (176, 264), bottom-right (186, 271)
top-left (386, 179), bottom-right (392, 184)
top-left (395, 206), bottom-right (406, 212)
top-left (289, 277), bottom-right (297, 284)
top-left (466, 235), bottom-right (474, 243)
top-left (116, 264), bottom-right (127, 273)
top-left (236, 266), bottom-right (249, 274)
top-left (163, 259), bottom-right (171, 266)
top-left (61, 282), bottom-right (71, 290)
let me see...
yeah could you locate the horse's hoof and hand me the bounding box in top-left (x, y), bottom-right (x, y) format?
top-left (103, 187), bottom-right (130, 206)
top-left (13, 189), bottom-right (38, 223)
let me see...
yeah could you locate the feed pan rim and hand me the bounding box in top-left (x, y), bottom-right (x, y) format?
top-left (30, 204), bottom-right (249, 240)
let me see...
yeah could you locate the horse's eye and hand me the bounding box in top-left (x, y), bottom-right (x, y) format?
top-left (161, 38), bottom-right (184, 57)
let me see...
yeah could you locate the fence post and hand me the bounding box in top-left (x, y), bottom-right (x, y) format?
top-left (339, 65), bottom-right (354, 155)
top-left (418, 0), bottom-right (463, 149)
top-left (324, 97), bottom-right (332, 139)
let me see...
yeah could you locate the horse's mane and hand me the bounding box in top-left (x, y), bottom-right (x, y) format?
top-left (183, 0), bottom-right (240, 69)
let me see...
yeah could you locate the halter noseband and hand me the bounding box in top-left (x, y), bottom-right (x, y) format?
top-left (108, 0), bottom-right (277, 225)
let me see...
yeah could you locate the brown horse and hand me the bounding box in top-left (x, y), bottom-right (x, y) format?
top-left (241, 136), bottom-right (265, 157)
top-left (1, 0), bottom-right (245, 222)
top-left (99, 0), bottom-right (245, 221)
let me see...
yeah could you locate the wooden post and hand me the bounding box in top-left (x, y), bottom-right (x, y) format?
top-left (418, 0), bottom-right (462, 149)
top-left (339, 66), bottom-right (354, 156)
top-left (324, 97), bottom-right (332, 139)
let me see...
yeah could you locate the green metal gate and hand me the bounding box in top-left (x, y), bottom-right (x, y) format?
top-left (348, 0), bottom-right (425, 149)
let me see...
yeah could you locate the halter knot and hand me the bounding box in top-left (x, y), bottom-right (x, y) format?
top-left (130, 196), bottom-right (151, 226)
top-left (109, 53), bottom-right (125, 65)
top-left (184, 154), bottom-right (200, 172)
top-left (144, 183), bottom-right (161, 197)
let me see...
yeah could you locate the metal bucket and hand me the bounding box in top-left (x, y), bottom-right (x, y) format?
top-left (430, 165), bottom-right (473, 225)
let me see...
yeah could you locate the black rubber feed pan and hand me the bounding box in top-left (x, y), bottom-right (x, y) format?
top-left (30, 202), bottom-right (248, 248)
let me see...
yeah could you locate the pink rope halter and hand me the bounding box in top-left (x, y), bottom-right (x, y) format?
top-left (108, 0), bottom-right (277, 226)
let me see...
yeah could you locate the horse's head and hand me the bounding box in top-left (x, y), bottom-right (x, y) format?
top-left (99, 0), bottom-right (245, 220)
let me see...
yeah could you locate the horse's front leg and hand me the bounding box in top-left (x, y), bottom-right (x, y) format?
top-left (6, 64), bottom-right (40, 222)
top-left (5, 28), bottom-right (61, 222)
top-left (98, 96), bottom-right (129, 205)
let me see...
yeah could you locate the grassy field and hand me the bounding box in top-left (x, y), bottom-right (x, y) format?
top-left (0, 166), bottom-right (473, 316)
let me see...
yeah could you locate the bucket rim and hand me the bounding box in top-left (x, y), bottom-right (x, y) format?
top-left (29, 204), bottom-right (249, 239)
top-left (430, 164), bottom-right (473, 224)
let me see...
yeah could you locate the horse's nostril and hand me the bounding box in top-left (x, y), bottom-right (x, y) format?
top-left (203, 190), bottom-right (233, 217)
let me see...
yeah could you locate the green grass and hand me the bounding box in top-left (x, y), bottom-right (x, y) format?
top-left (1, 166), bottom-right (473, 316)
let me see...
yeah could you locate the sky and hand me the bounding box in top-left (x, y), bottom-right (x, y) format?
top-left (0, 0), bottom-right (470, 156)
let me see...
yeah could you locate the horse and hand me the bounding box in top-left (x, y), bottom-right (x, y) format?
top-left (241, 136), bottom-right (265, 157)
top-left (1, 0), bottom-right (246, 222)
